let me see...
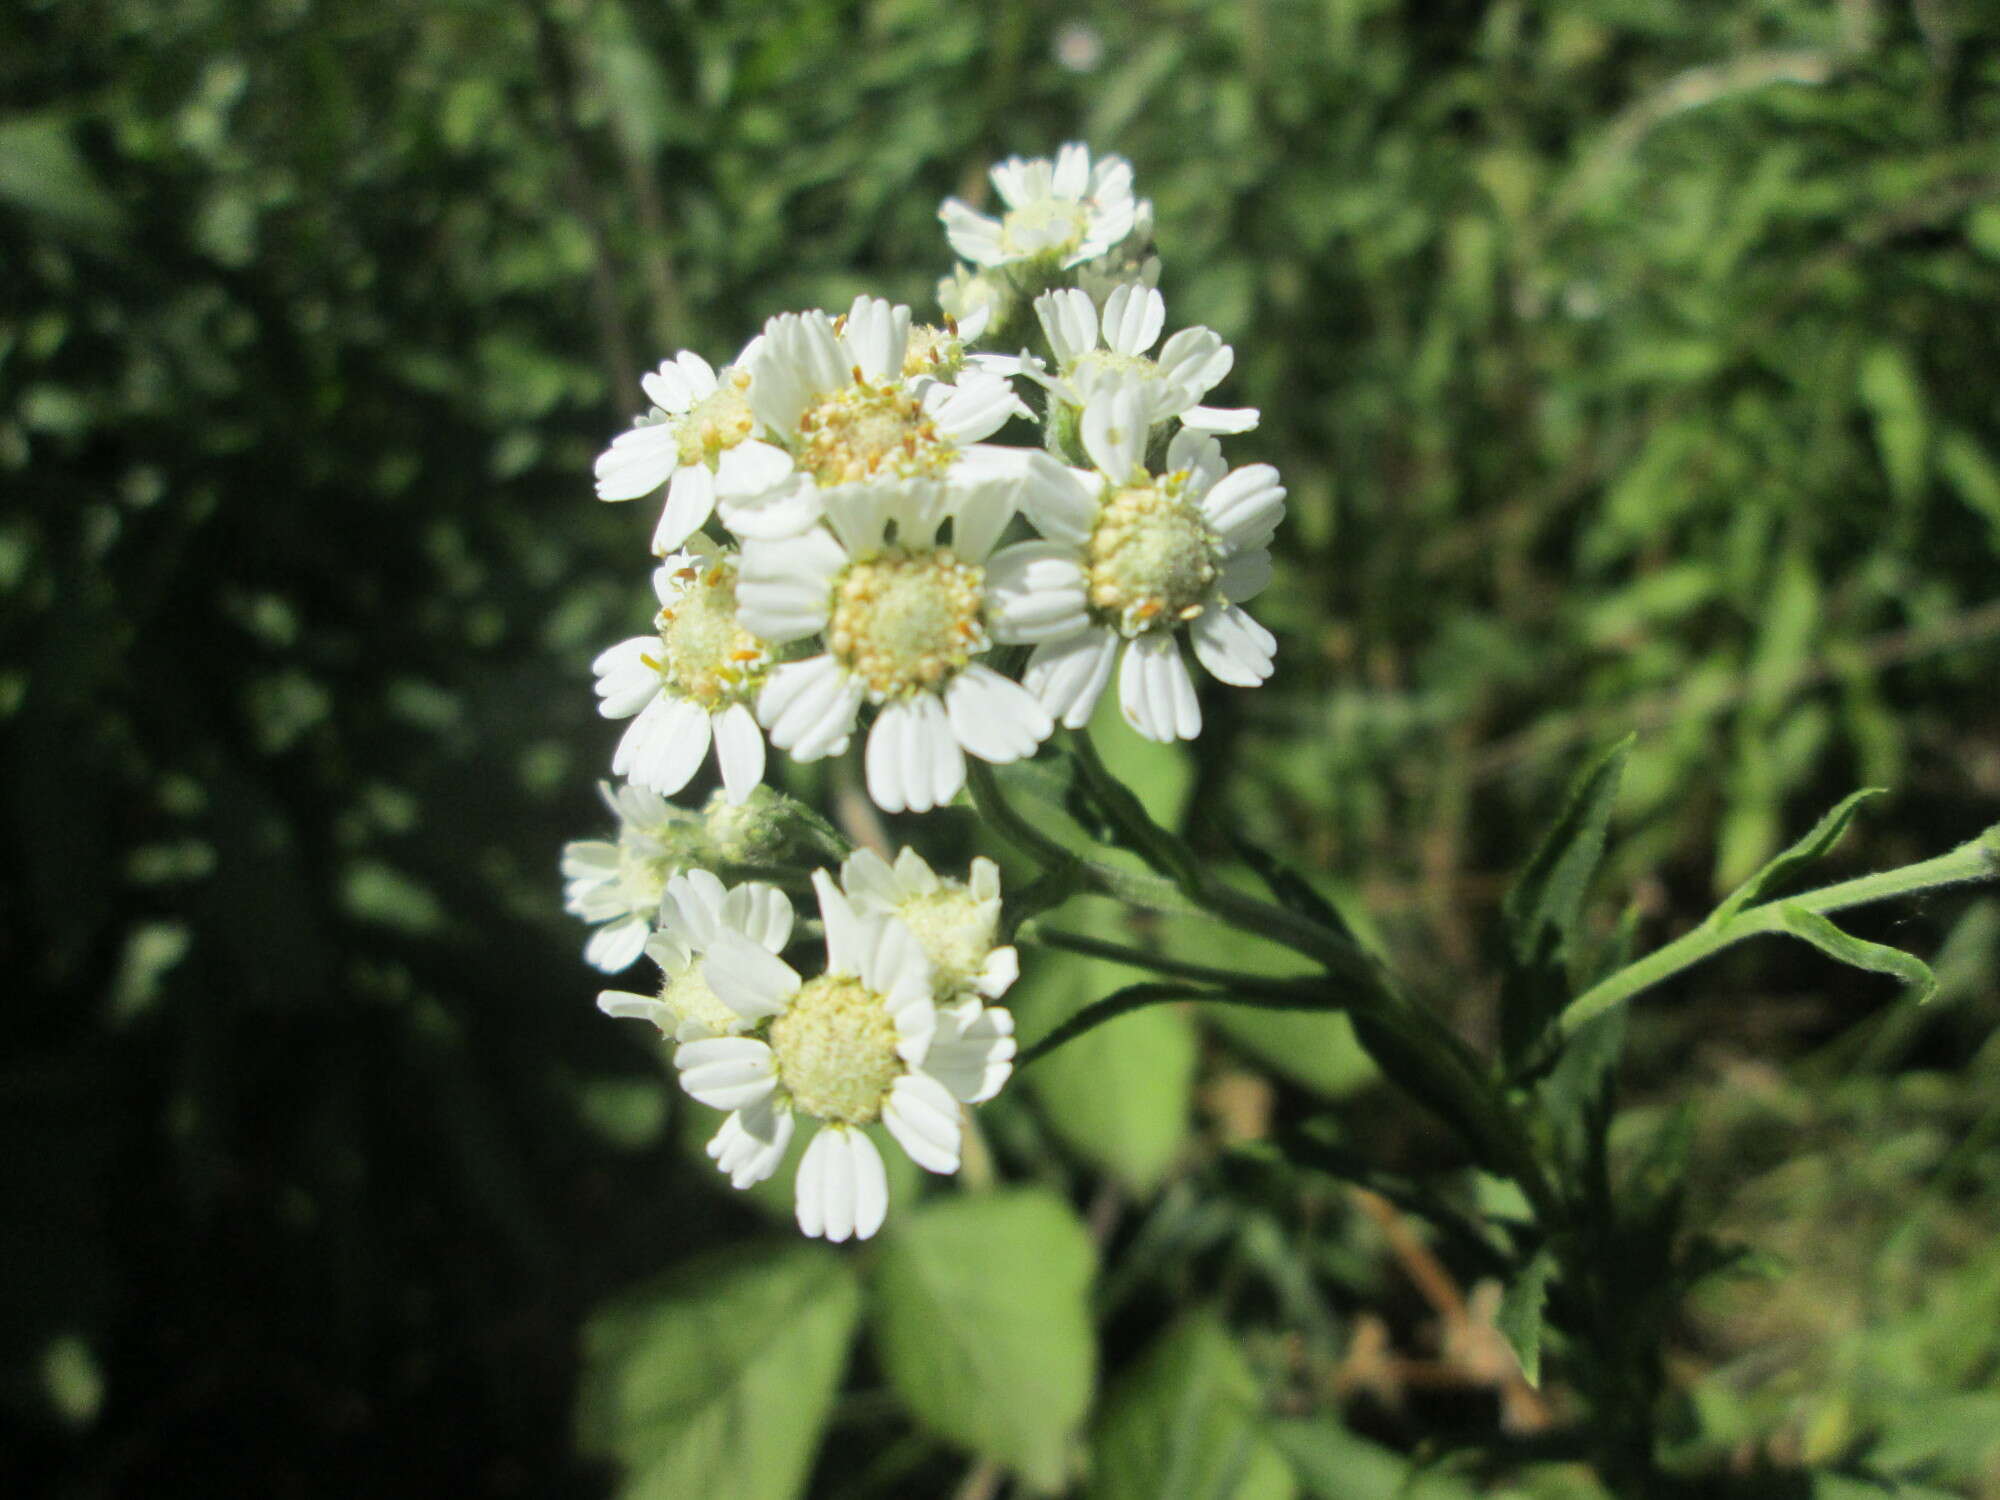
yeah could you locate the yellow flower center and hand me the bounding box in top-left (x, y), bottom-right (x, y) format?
top-left (674, 371), bottom-right (756, 468)
top-left (896, 887), bottom-right (996, 999)
top-left (795, 383), bottom-right (952, 487)
top-left (1086, 478), bottom-right (1218, 636)
top-left (1000, 197), bottom-right (1090, 260)
top-left (769, 974), bottom-right (903, 1124)
top-left (658, 965), bottom-right (744, 1040)
top-left (827, 548), bottom-right (988, 700)
top-left (902, 323), bottom-right (961, 379)
top-left (649, 558), bottom-right (768, 708)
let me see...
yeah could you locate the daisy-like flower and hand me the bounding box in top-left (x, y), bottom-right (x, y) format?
top-left (988, 383), bottom-right (1284, 742)
top-left (596, 869), bottom-right (794, 1041)
top-left (592, 535), bottom-right (773, 803)
top-left (676, 871), bottom-right (1016, 1241)
top-left (939, 142), bottom-right (1141, 275)
top-left (593, 347), bottom-right (793, 555)
top-left (561, 782), bottom-right (705, 972)
top-left (737, 479), bottom-right (1055, 814)
top-left (1028, 283), bottom-right (1258, 435)
top-left (839, 847), bottom-right (1019, 1003)
top-left (732, 298), bottom-right (1026, 540)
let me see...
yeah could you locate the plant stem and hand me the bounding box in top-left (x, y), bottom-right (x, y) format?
top-left (1025, 926), bottom-right (1317, 999)
top-left (1559, 826), bottom-right (2000, 1038)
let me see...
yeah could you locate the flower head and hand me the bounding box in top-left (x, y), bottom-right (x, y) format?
top-left (939, 143), bottom-right (1141, 274)
top-left (561, 782), bottom-right (706, 972)
top-left (737, 479), bottom-right (1056, 814)
top-left (592, 535), bottom-right (773, 803)
top-left (672, 871), bottom-right (1016, 1241)
top-left (596, 868), bottom-right (795, 1041)
top-left (986, 383), bottom-right (1284, 742)
top-left (593, 347), bottom-right (794, 555)
top-left (1029, 283), bottom-right (1257, 436)
top-left (840, 847), bottom-right (1018, 1003)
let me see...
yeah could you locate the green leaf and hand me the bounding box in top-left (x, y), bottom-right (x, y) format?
top-left (1089, 1313), bottom-right (1295, 1500)
top-left (1712, 789), bottom-right (1885, 922)
top-left (1264, 1420), bottom-right (1477, 1499)
top-left (1857, 343), bottom-right (1929, 504)
top-left (1224, 834), bottom-right (1356, 941)
top-left (1772, 904), bottom-right (1938, 1004)
top-left (0, 114), bottom-right (125, 237)
top-left (871, 1189), bottom-right (1096, 1490)
top-left (1018, 954), bottom-right (1198, 1190)
top-left (1499, 736), bottom-right (1632, 1073)
top-left (576, 1244), bottom-right (860, 1500)
top-left (1496, 1247), bottom-right (1557, 1388)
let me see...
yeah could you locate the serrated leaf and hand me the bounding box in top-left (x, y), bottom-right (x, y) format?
top-left (1499, 737), bottom-right (1631, 1073)
top-left (1772, 904), bottom-right (1937, 1003)
top-left (576, 1244), bottom-right (859, 1500)
top-left (1019, 954), bottom-right (1198, 1190)
top-left (871, 1190), bottom-right (1095, 1490)
top-left (1089, 1313), bottom-right (1295, 1500)
top-left (1496, 1247), bottom-right (1557, 1388)
top-left (1711, 789), bottom-right (1885, 922)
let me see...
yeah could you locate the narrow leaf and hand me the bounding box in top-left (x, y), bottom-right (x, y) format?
top-left (1495, 1248), bottom-right (1557, 1388)
top-left (1226, 832), bottom-right (1357, 940)
top-left (1712, 788), bottom-right (1885, 923)
top-left (1018, 980), bottom-right (1336, 1071)
top-left (1772, 904), bottom-right (1938, 1003)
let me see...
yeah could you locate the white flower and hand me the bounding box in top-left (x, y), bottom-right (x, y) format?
top-left (737, 479), bottom-right (1055, 815)
top-left (593, 347), bottom-right (794, 555)
top-left (1028, 283), bottom-right (1257, 435)
top-left (839, 847), bottom-right (1019, 1003)
top-left (731, 299), bottom-right (1027, 540)
top-left (592, 535), bottom-right (773, 803)
top-left (561, 782), bottom-right (704, 972)
top-left (987, 383), bottom-right (1283, 743)
top-left (674, 871), bottom-right (1015, 1241)
top-left (596, 869), bottom-right (795, 1042)
top-left (937, 265), bottom-right (1014, 343)
top-left (939, 143), bottom-right (1140, 274)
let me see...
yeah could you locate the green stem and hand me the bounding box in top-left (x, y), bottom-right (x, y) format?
top-left (1560, 827), bottom-right (2000, 1039)
top-left (1025, 927), bottom-right (1317, 1000)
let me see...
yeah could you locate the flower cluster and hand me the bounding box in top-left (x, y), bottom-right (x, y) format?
top-left (563, 144), bottom-right (1284, 1239)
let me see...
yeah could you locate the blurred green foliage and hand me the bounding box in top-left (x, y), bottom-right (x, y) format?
top-left (5, 0), bottom-right (2000, 1494)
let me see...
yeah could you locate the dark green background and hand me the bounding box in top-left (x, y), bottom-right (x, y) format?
top-left (6, 0), bottom-right (2000, 1494)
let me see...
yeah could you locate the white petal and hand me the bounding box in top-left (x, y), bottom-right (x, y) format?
top-left (674, 1035), bottom-right (777, 1111)
top-left (841, 296), bottom-right (910, 382)
top-left (720, 881), bottom-right (794, 954)
top-left (593, 637), bottom-right (662, 719)
top-left (939, 201), bottom-right (1005, 267)
top-left (595, 424), bottom-right (679, 501)
top-left (712, 439), bottom-right (794, 499)
top-left (737, 530), bottom-right (846, 642)
top-left (1167, 426), bottom-right (1227, 489)
top-left (718, 473), bottom-right (823, 540)
top-left (866, 695), bottom-right (965, 814)
top-left (819, 478), bottom-right (904, 558)
top-left (795, 1125), bottom-right (888, 1243)
top-left (706, 1096), bottom-right (794, 1190)
top-left (1191, 604), bottom-right (1277, 688)
top-left (883, 1072), bottom-right (962, 1174)
top-left (838, 848), bottom-right (901, 910)
top-left (663, 868), bottom-right (729, 947)
top-left (857, 910), bottom-right (936, 1014)
top-left (1119, 633), bottom-right (1202, 742)
top-left (945, 664), bottom-right (1051, 764)
top-left (640, 362), bottom-right (695, 414)
top-left (596, 988), bottom-right (674, 1028)
top-left (947, 475), bottom-right (1018, 563)
top-left (701, 929), bottom-right (801, 1021)
top-left (812, 868), bottom-right (870, 978)
top-left (584, 916), bottom-right (651, 974)
top-left (1051, 142), bottom-right (1090, 199)
top-left (1182, 405), bottom-right (1260, 435)
top-left (925, 1000), bottom-right (1017, 1103)
top-left (988, 156), bottom-right (1042, 210)
top-left (1217, 547), bottom-right (1273, 603)
top-left (893, 845), bottom-right (942, 896)
top-left (652, 464), bottom-right (716, 554)
top-left (1101, 283), bottom-right (1165, 357)
top-left (1023, 629), bottom-right (1119, 729)
top-left (1200, 463), bottom-right (1286, 552)
top-left (1036, 288), bottom-right (1100, 366)
top-left (712, 702), bottom-right (767, 803)
top-left (758, 656), bottom-right (863, 762)
top-left (930, 370), bottom-right (1027, 444)
top-left (1156, 326), bottom-right (1234, 402)
top-left (1019, 456), bottom-right (1101, 546)
top-left (977, 945), bottom-right (1020, 999)
top-left (1079, 384), bottom-right (1150, 479)
top-left (986, 540), bottom-right (1091, 644)
top-left (617, 696), bottom-right (713, 798)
